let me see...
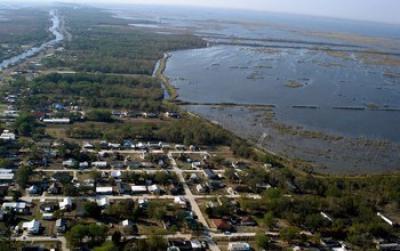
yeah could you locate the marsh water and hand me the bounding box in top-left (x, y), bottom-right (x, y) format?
top-left (118, 6), bottom-right (400, 173)
top-left (0, 9), bottom-right (63, 70)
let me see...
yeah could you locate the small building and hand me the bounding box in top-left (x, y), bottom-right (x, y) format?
top-left (174, 196), bottom-right (188, 208)
top-left (213, 219), bottom-right (232, 232)
top-left (148, 184), bottom-right (161, 195)
top-left (0, 130), bottom-right (16, 141)
top-left (42, 212), bottom-right (54, 220)
top-left (27, 185), bottom-right (40, 195)
top-left (0, 170), bottom-right (14, 183)
top-left (111, 170), bottom-right (122, 179)
top-left (204, 169), bottom-right (218, 180)
top-left (227, 242), bottom-right (251, 251)
top-left (92, 161), bottom-right (108, 168)
top-left (62, 159), bottom-right (77, 168)
top-left (96, 197), bottom-right (110, 207)
top-left (79, 162), bottom-right (89, 169)
top-left (42, 118), bottom-right (70, 124)
top-left (22, 219), bottom-right (41, 235)
top-left (131, 185), bottom-right (147, 194)
top-left (96, 186), bottom-right (113, 195)
top-left (56, 218), bottom-right (67, 233)
top-left (59, 197), bottom-right (73, 211)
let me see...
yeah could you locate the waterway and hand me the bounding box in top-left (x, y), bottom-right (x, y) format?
top-left (0, 9), bottom-right (64, 70)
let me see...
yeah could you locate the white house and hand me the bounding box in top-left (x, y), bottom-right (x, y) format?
top-left (62, 159), bottom-right (77, 167)
top-left (0, 130), bottom-right (16, 141)
top-left (174, 196), bottom-right (187, 207)
top-left (111, 170), bottom-right (122, 179)
top-left (92, 161), bottom-right (108, 168)
top-left (131, 185), bottom-right (147, 194)
top-left (96, 186), bottom-right (113, 195)
top-left (148, 184), bottom-right (161, 194)
top-left (59, 197), bottom-right (73, 211)
top-left (227, 242), bottom-right (251, 251)
top-left (79, 162), bottom-right (89, 169)
top-left (42, 212), bottom-right (54, 220)
top-left (22, 219), bottom-right (41, 234)
top-left (42, 118), bottom-right (70, 124)
top-left (0, 169), bottom-right (14, 183)
top-left (96, 197), bottom-right (110, 207)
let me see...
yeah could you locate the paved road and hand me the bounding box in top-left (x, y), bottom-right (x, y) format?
top-left (168, 153), bottom-right (221, 251)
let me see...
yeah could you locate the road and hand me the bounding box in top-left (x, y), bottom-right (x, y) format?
top-left (14, 236), bottom-right (68, 251)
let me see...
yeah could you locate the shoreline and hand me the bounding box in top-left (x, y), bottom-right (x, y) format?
top-left (158, 49), bottom-right (400, 176)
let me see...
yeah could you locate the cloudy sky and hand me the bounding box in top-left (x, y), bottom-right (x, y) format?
top-left (13, 0), bottom-right (400, 24)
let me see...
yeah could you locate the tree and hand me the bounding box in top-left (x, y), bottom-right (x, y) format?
top-left (93, 241), bottom-right (118, 251)
top-left (83, 202), bottom-right (101, 218)
top-left (280, 227), bottom-right (300, 244)
top-left (13, 113), bottom-right (38, 136)
top-left (147, 235), bottom-right (168, 251)
top-left (263, 212), bottom-right (275, 227)
top-left (15, 166), bottom-right (32, 189)
top-left (256, 233), bottom-right (271, 250)
top-left (66, 223), bottom-right (108, 248)
top-left (111, 231), bottom-right (121, 245)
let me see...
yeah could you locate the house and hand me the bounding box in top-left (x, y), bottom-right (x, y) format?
top-left (204, 169), bottom-right (218, 180)
top-left (174, 196), bottom-right (188, 208)
top-left (0, 169), bottom-right (14, 183)
top-left (22, 219), bottom-right (41, 235)
top-left (59, 197), bottom-right (73, 211)
top-left (42, 212), bottom-right (54, 220)
top-left (92, 161), bottom-right (108, 168)
top-left (148, 184), bottom-right (161, 195)
top-left (47, 183), bottom-right (60, 194)
top-left (189, 173), bottom-right (200, 183)
top-left (27, 185), bottom-right (40, 195)
top-left (116, 183), bottom-right (129, 195)
top-left (42, 118), bottom-right (70, 124)
top-left (165, 112), bottom-right (180, 119)
top-left (240, 216), bottom-right (257, 226)
top-left (2, 202), bottom-right (29, 214)
top-left (122, 219), bottom-right (133, 227)
top-left (108, 143), bottom-right (121, 149)
top-left (110, 170), bottom-right (122, 179)
top-left (320, 238), bottom-right (348, 251)
top-left (0, 130), bottom-right (16, 141)
top-left (131, 185), bottom-right (147, 194)
top-left (96, 197), bottom-right (110, 207)
top-left (96, 186), bottom-right (113, 195)
top-left (40, 202), bottom-right (58, 213)
top-left (138, 198), bottom-right (148, 208)
top-left (126, 161), bottom-right (142, 169)
top-left (227, 242), bottom-right (251, 251)
top-left (111, 162), bottom-right (125, 169)
top-left (62, 159), bottom-right (77, 168)
top-left (82, 142), bottom-right (94, 149)
top-left (213, 219), bottom-right (232, 232)
top-left (192, 161), bottom-right (202, 169)
top-left (196, 184), bottom-right (208, 194)
top-left (56, 218), bottom-right (67, 233)
top-left (79, 162), bottom-right (89, 169)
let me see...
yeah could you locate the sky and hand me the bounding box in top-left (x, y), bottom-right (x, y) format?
top-left (7, 0), bottom-right (400, 25)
